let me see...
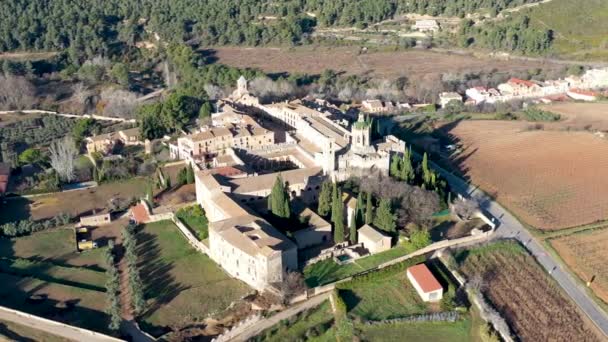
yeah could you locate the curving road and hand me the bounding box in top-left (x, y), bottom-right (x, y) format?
top-left (429, 158), bottom-right (608, 337)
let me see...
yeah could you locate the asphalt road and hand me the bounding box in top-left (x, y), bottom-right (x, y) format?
top-left (431, 159), bottom-right (608, 337)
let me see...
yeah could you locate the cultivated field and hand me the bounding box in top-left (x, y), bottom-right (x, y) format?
top-left (0, 178), bottom-right (149, 224)
top-left (207, 46), bottom-right (561, 79)
top-left (137, 220), bottom-right (250, 337)
top-left (550, 227), bottom-right (608, 304)
top-left (443, 119), bottom-right (608, 230)
top-left (539, 102), bottom-right (608, 131)
top-left (457, 242), bottom-right (601, 341)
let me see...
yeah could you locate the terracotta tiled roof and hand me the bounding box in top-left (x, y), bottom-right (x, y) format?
top-left (407, 263), bottom-right (442, 293)
top-left (130, 203), bottom-right (150, 223)
top-left (508, 78), bottom-right (537, 88)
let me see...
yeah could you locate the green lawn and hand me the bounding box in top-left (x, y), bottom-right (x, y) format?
top-left (357, 319), bottom-right (471, 342)
top-left (253, 301), bottom-right (336, 342)
top-left (138, 220), bottom-right (250, 336)
top-left (304, 245), bottom-right (414, 287)
top-left (0, 229), bottom-right (111, 334)
top-left (339, 270), bottom-right (431, 321)
top-left (175, 205), bottom-right (208, 240)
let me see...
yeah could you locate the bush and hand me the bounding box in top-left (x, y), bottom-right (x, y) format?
top-left (520, 107), bottom-right (561, 122)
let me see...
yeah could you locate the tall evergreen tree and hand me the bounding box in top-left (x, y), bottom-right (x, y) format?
top-left (374, 198), bottom-right (396, 233)
top-left (333, 193), bottom-right (345, 243)
top-left (269, 175), bottom-right (290, 218)
top-left (365, 192), bottom-right (373, 225)
top-left (355, 192), bottom-right (364, 226)
top-left (400, 147), bottom-right (415, 183)
top-left (390, 154), bottom-right (402, 179)
top-left (318, 181), bottom-right (332, 217)
top-left (349, 212), bottom-right (357, 244)
top-left (331, 182), bottom-right (340, 223)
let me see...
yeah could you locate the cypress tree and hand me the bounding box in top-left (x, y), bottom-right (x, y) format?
top-left (374, 198), bottom-right (396, 233)
top-left (401, 147), bottom-right (415, 183)
top-left (270, 175), bottom-right (290, 218)
top-left (186, 164), bottom-right (195, 184)
top-left (333, 194), bottom-right (345, 243)
top-left (318, 181), bottom-right (332, 217)
top-left (355, 192), bottom-right (364, 226)
top-left (349, 212), bottom-right (357, 244)
top-left (331, 183), bottom-right (340, 223)
top-left (390, 154), bottom-right (402, 179)
top-left (365, 192), bottom-right (373, 225)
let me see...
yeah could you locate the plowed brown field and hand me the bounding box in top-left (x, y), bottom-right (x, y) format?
top-left (206, 46), bottom-right (561, 79)
top-left (551, 228), bottom-right (608, 304)
top-left (444, 119), bottom-right (608, 230)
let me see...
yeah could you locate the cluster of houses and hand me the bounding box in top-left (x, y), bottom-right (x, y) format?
top-left (464, 68), bottom-right (608, 105)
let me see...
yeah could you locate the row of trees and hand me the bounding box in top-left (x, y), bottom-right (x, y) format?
top-left (390, 149), bottom-right (449, 205)
top-left (123, 223), bottom-right (146, 315)
top-left (0, 213), bottom-right (71, 237)
top-left (104, 240), bottom-right (122, 331)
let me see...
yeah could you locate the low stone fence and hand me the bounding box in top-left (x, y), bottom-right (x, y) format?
top-left (0, 109), bottom-right (136, 123)
top-left (301, 230), bottom-right (494, 301)
top-left (211, 314), bottom-right (261, 342)
top-left (0, 305), bottom-right (124, 342)
top-left (362, 311), bottom-right (460, 325)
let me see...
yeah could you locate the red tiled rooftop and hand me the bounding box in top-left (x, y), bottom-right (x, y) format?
top-left (508, 78), bottom-right (537, 88)
top-left (130, 203), bottom-right (150, 223)
top-left (407, 264), bottom-right (442, 293)
top-left (569, 88), bottom-right (598, 96)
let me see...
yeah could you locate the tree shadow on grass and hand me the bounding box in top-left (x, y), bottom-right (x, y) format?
top-left (135, 231), bottom-right (188, 336)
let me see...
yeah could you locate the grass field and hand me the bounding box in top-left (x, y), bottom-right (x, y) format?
top-left (0, 177), bottom-right (149, 224)
top-left (304, 245), bottom-right (414, 287)
top-left (358, 320), bottom-right (471, 342)
top-left (175, 205), bottom-right (208, 240)
top-left (137, 220), bottom-right (250, 336)
top-left (550, 227), bottom-right (608, 305)
top-left (456, 241), bottom-right (601, 341)
top-left (522, 0), bottom-right (608, 60)
top-left (253, 301), bottom-right (336, 342)
top-left (0, 319), bottom-right (70, 342)
top-left (339, 270), bottom-right (431, 321)
top-left (442, 118), bottom-right (608, 230)
top-left (0, 229), bottom-right (111, 333)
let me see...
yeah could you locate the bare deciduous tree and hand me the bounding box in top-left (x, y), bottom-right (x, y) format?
top-left (451, 197), bottom-right (479, 220)
top-left (203, 83), bottom-right (226, 100)
top-left (0, 75), bottom-right (35, 110)
top-left (249, 77), bottom-right (295, 102)
top-left (278, 271), bottom-right (306, 304)
top-left (49, 137), bottom-right (77, 182)
top-left (100, 88), bottom-right (138, 118)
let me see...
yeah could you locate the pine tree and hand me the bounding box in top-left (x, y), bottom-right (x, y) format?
top-left (318, 181), bottom-right (332, 217)
top-left (270, 175), bottom-right (290, 218)
top-left (374, 198), bottom-right (396, 233)
top-left (365, 192), bottom-right (373, 225)
top-left (349, 212), bottom-right (357, 244)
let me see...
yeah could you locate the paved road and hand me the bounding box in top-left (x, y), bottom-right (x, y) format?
top-left (231, 293), bottom-right (331, 342)
top-left (430, 159), bottom-right (608, 337)
top-left (0, 306), bottom-right (123, 342)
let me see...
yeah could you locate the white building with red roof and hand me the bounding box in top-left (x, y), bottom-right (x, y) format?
top-left (567, 88), bottom-right (599, 102)
top-left (407, 263), bottom-right (443, 302)
top-left (498, 78), bottom-right (542, 98)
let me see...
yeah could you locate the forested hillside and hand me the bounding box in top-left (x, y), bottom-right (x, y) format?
top-left (0, 0), bottom-right (544, 62)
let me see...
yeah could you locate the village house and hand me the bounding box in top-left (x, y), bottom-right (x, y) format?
top-left (567, 88), bottom-right (599, 102)
top-left (357, 224), bottom-right (392, 254)
top-left (465, 86), bottom-right (502, 104)
top-left (438, 92), bottom-right (463, 108)
top-left (412, 19), bottom-right (440, 32)
top-left (85, 128), bottom-right (143, 155)
top-left (497, 78), bottom-right (542, 98)
top-left (361, 99), bottom-right (395, 113)
top-left (407, 263), bottom-right (443, 302)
